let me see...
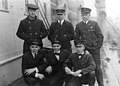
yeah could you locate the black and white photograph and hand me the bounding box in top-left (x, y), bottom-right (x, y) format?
top-left (0, 0), bottom-right (120, 86)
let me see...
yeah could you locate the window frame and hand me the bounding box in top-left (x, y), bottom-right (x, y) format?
top-left (0, 0), bottom-right (9, 13)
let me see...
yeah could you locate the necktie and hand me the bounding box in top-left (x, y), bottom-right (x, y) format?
top-left (35, 53), bottom-right (37, 58)
top-left (54, 53), bottom-right (60, 60)
top-left (83, 21), bottom-right (86, 25)
top-left (59, 20), bottom-right (62, 25)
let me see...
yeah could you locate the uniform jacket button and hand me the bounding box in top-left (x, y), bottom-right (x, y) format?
top-left (40, 35), bottom-right (42, 37)
top-left (64, 34), bottom-right (67, 36)
top-left (30, 33), bottom-right (32, 35)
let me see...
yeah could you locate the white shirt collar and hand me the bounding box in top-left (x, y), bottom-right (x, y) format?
top-left (54, 50), bottom-right (60, 54)
top-left (31, 52), bottom-right (37, 58)
top-left (58, 20), bottom-right (64, 25)
top-left (83, 20), bottom-right (89, 24)
top-left (31, 52), bottom-right (35, 58)
top-left (77, 51), bottom-right (84, 55)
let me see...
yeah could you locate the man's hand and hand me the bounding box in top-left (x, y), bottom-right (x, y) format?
top-left (65, 67), bottom-right (72, 74)
top-left (37, 73), bottom-right (45, 80)
top-left (85, 50), bottom-right (89, 54)
top-left (78, 74), bottom-right (82, 77)
top-left (73, 70), bottom-right (81, 76)
top-left (45, 66), bottom-right (52, 74)
top-left (24, 68), bottom-right (36, 75)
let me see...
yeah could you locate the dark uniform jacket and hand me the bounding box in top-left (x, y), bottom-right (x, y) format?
top-left (22, 50), bottom-right (47, 78)
top-left (16, 16), bottom-right (48, 53)
top-left (45, 49), bottom-right (71, 77)
top-left (64, 53), bottom-right (96, 75)
top-left (75, 20), bottom-right (104, 50)
top-left (48, 20), bottom-right (74, 51)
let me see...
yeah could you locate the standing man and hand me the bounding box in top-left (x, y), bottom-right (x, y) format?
top-left (48, 4), bottom-right (74, 52)
top-left (16, 4), bottom-right (48, 54)
top-left (75, 7), bottom-right (104, 86)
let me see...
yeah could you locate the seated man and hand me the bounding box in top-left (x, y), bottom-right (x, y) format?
top-left (22, 39), bottom-right (48, 86)
top-left (45, 39), bottom-right (71, 86)
top-left (64, 40), bottom-right (96, 86)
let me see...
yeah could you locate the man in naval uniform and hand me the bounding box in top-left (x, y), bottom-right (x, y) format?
top-left (22, 39), bottom-right (48, 86)
top-left (48, 4), bottom-right (74, 52)
top-left (64, 40), bottom-right (96, 86)
top-left (74, 7), bottom-right (104, 86)
top-left (44, 39), bottom-right (71, 86)
top-left (16, 4), bottom-right (48, 54)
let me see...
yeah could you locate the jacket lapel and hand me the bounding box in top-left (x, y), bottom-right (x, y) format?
top-left (59, 50), bottom-right (64, 62)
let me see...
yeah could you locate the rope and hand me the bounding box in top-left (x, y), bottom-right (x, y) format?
top-left (38, 0), bottom-right (50, 28)
top-left (34, 0), bottom-right (50, 29)
top-left (109, 61), bottom-right (120, 85)
top-left (105, 18), bottom-right (120, 37)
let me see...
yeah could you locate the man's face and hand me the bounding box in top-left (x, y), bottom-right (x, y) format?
top-left (30, 45), bottom-right (40, 53)
top-left (81, 13), bottom-right (90, 21)
top-left (52, 43), bottom-right (61, 52)
top-left (28, 9), bottom-right (37, 18)
top-left (57, 13), bottom-right (65, 21)
top-left (76, 44), bottom-right (85, 53)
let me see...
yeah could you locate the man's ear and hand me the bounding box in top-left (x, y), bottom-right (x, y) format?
top-left (38, 46), bottom-right (40, 50)
top-left (59, 45), bottom-right (62, 48)
top-left (29, 45), bottom-right (31, 48)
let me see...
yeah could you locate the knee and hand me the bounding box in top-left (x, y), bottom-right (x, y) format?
top-left (25, 77), bottom-right (37, 86)
top-left (89, 71), bottom-right (95, 78)
top-left (34, 82), bottom-right (40, 86)
top-left (66, 82), bottom-right (77, 86)
top-left (25, 77), bottom-right (36, 83)
top-left (49, 78), bottom-right (57, 86)
top-left (65, 78), bottom-right (79, 86)
top-left (95, 67), bottom-right (103, 74)
top-left (88, 71), bottom-right (96, 85)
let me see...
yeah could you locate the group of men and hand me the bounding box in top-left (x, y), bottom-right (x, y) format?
top-left (16, 3), bottom-right (104, 86)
